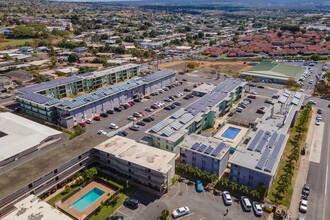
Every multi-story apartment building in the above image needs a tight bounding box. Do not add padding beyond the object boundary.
[94,136,176,194]
[179,134,230,177]
[145,79,246,154]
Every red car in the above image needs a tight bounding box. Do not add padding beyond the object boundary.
[256,109,265,114]
[138,111,145,116]
[94,116,101,121]
[128,102,134,106]
[193,84,198,88]
[78,123,86,127]
[151,104,159,109]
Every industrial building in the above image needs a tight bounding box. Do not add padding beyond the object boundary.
[17,64,176,128]
[145,79,246,154]
[240,61,307,83]
[94,136,176,193]
[0,112,62,167]
[179,134,230,177]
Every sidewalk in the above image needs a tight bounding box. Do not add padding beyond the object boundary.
[288,108,317,219]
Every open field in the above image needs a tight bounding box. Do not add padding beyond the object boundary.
[0,38,33,48]
[154,60,253,73]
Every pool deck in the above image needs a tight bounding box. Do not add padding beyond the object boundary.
[59,181,114,220]
[213,123,248,148]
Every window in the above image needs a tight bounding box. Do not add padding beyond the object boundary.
[234,164,239,168]
[54,169,57,174]
[148,169,151,172]
[148,175,151,179]
[128,162,131,166]
[249,175,253,180]
[192,157,196,161]
[78,155,81,160]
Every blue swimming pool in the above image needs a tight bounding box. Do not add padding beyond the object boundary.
[72,187,105,212]
[221,126,241,140]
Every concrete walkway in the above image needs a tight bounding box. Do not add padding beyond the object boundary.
[288,108,317,219]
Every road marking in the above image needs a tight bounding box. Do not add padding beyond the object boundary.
[322,125,330,220]
[310,122,324,163]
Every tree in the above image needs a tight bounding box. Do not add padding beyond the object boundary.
[114,46,126,54]
[68,53,79,63]
[201,171,210,181]
[198,31,204,39]
[210,175,218,185]
[184,164,193,174]
[193,167,202,178]
[239,185,249,194]
[229,182,238,192]
[161,209,169,219]
[232,35,239,44]
[184,26,192,32]
[256,182,268,199]
[250,190,260,199]
[277,32,283,38]
[11,26,35,37]
[84,167,98,180]
[220,177,229,188]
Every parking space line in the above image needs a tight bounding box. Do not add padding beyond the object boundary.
[179,212,195,219]
[116,210,133,219]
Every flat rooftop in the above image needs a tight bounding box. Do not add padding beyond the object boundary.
[3,195,72,220]
[193,84,216,95]
[0,133,109,202]
[94,136,176,174]
[0,113,62,162]
[180,134,230,160]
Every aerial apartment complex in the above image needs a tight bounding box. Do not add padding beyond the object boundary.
[17,64,176,128]
[145,79,246,154]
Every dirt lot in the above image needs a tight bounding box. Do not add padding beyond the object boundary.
[154,60,253,73]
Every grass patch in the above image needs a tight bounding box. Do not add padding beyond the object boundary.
[46,185,80,206]
[0,38,33,48]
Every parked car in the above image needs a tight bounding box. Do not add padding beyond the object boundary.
[129,125,139,131]
[144,95,150,99]
[241,196,252,212]
[114,107,122,112]
[317,115,322,121]
[299,199,308,213]
[116,131,128,136]
[86,119,93,124]
[136,121,146,126]
[222,191,232,205]
[94,116,101,121]
[143,117,152,122]
[260,106,266,110]
[151,104,159,109]
[97,130,107,135]
[124,104,131,108]
[127,116,137,121]
[193,84,198,88]
[133,112,142,117]
[184,88,191,92]
[163,87,169,91]
[164,106,172,110]
[173,101,181,106]
[196,179,203,192]
[316,120,321,126]
[107,110,115,114]
[272,94,280,99]
[309,100,317,105]
[109,123,118,129]
[124,198,139,209]
[100,113,109,118]
[302,184,311,196]
[172,206,190,218]
[247,95,256,99]
[257,85,264,89]
[145,107,153,112]
[236,107,243,112]
[265,99,273,104]
[317,109,322,114]
[252,201,263,216]
[164,98,172,102]
[170,104,177,109]
[298,213,306,220]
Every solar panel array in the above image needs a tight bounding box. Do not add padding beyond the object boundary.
[180,113,194,124]
[171,109,185,119]
[279,95,288,104]
[172,121,184,130]
[197,144,207,152]
[191,142,200,150]
[255,148,271,170]
[185,79,244,116]
[141,70,176,82]
[255,131,271,152]
[150,120,169,133]
[291,98,299,105]
[264,134,286,172]
[211,142,226,157]
[163,128,175,137]
[247,130,264,151]
[19,93,57,104]
[267,132,278,148]
[204,146,214,155]
[294,92,302,99]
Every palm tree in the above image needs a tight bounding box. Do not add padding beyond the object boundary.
[210,174,218,186]
[184,164,192,175]
[229,182,238,192]
[250,190,260,199]
[161,209,169,219]
[201,171,210,182]
[239,185,249,195]
[194,167,202,179]
[220,177,229,188]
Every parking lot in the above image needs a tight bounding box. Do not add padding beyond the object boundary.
[112,177,265,220]
[230,95,273,125]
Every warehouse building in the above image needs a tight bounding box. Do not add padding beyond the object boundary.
[179,134,230,177]
[94,136,176,193]
[145,79,246,154]
[240,61,307,83]
[0,112,61,167]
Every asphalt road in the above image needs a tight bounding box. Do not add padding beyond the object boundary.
[306,97,330,220]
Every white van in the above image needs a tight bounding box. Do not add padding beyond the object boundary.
[241,196,252,212]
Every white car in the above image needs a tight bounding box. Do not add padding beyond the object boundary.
[127,116,137,121]
[86,119,93,124]
[300,199,308,213]
[97,130,107,135]
[145,107,153,112]
[133,112,142,117]
[316,120,321,126]
[317,115,322,121]
[252,201,263,216]
[172,206,190,218]
[222,191,232,205]
[109,123,118,129]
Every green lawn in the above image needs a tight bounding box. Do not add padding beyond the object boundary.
[0,38,33,48]
[46,185,80,206]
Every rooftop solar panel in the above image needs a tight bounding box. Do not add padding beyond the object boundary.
[211,142,226,157]
[191,142,200,150]
[180,113,194,124]
[267,133,278,148]
[163,128,175,137]
[264,134,286,172]
[204,146,214,155]
[150,120,169,133]
[197,144,207,152]
[255,132,270,152]
[255,147,271,170]
[171,109,185,119]
[172,121,184,130]
[247,130,264,151]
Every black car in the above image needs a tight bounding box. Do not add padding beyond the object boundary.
[170,104,176,109]
[257,85,264,89]
[174,101,181,106]
[124,104,131,108]
[302,184,311,196]
[114,107,122,112]
[164,106,172,110]
[182,78,187,81]
[184,88,191,92]
[121,104,128,109]
[166,85,172,89]
[119,106,125,110]
[143,117,152,122]
[144,95,150,99]
[100,113,109,117]
[183,95,190,100]
[116,131,128,136]
[107,110,115,114]
[149,116,155,121]
[134,98,141,102]
[106,216,124,220]
[136,121,146,126]
[317,109,322,114]
[169,96,175,100]
[124,198,139,209]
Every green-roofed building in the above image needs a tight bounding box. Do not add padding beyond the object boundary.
[240,61,307,84]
